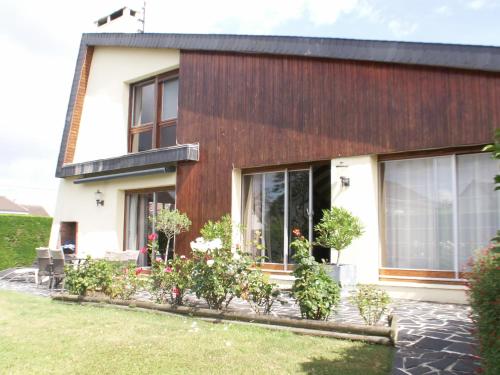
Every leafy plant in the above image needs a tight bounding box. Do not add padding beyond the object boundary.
[314,207,364,265]
[150,255,193,305]
[154,209,191,263]
[200,214,234,250]
[291,234,340,320]
[109,263,144,300]
[190,237,252,310]
[241,270,280,314]
[64,257,117,296]
[467,246,500,374]
[349,284,391,325]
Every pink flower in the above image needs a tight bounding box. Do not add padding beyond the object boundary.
[172,287,180,296]
[135,267,143,275]
[148,233,158,241]
[140,247,147,254]
[292,228,301,237]
[164,267,173,273]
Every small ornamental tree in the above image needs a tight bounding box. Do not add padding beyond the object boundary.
[314,207,364,265]
[154,209,191,264]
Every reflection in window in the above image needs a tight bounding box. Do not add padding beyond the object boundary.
[381,153,499,272]
[125,188,176,266]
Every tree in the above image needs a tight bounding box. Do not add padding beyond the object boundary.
[483,128,500,253]
[154,209,191,264]
[314,207,364,265]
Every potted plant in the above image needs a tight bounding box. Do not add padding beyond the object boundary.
[314,207,364,289]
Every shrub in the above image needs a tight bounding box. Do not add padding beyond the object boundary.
[314,207,363,265]
[241,270,280,315]
[150,255,193,305]
[467,246,500,374]
[64,257,117,296]
[349,284,391,325]
[191,237,251,310]
[200,214,233,250]
[154,209,191,263]
[291,233,340,320]
[109,263,144,300]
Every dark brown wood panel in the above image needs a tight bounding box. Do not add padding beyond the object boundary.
[175,51,500,252]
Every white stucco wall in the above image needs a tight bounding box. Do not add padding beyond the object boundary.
[331,155,380,284]
[49,172,176,258]
[73,46,180,163]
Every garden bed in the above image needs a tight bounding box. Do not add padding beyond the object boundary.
[52,293,397,346]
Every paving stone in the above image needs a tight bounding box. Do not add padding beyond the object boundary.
[406,366,434,375]
[404,357,423,369]
[413,337,450,351]
[391,369,410,375]
[426,357,457,370]
[444,342,476,356]
[452,359,478,373]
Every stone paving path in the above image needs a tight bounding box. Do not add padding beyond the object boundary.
[0,278,480,374]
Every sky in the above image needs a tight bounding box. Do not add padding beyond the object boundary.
[1,0,499,215]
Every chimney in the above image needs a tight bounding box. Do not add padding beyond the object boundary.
[95,7,143,33]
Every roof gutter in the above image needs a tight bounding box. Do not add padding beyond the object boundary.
[73,167,174,184]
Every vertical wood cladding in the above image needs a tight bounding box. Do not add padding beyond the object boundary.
[64,46,94,164]
[174,51,500,253]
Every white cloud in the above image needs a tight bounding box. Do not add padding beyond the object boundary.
[388,19,418,37]
[434,5,452,15]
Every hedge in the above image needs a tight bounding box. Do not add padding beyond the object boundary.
[0,214,52,270]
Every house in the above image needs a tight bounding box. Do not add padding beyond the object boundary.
[0,196,49,216]
[49,32,500,304]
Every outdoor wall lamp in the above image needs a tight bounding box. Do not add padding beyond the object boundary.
[336,162,350,188]
[94,190,104,206]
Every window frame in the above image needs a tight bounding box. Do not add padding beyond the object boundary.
[123,186,176,253]
[128,69,179,153]
[378,146,489,284]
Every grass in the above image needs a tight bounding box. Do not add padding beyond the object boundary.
[0,214,52,270]
[0,290,393,374]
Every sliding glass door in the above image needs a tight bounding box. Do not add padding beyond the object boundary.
[242,166,330,268]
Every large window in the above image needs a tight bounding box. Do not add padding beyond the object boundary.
[129,71,178,153]
[242,165,331,267]
[125,188,175,265]
[381,153,499,277]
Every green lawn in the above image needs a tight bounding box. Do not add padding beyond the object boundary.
[0,291,393,374]
[0,214,52,270]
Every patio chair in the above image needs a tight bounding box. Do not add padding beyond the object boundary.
[49,249,65,290]
[36,247,52,286]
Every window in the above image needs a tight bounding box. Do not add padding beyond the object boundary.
[241,164,331,268]
[125,188,175,265]
[380,153,499,277]
[129,71,178,153]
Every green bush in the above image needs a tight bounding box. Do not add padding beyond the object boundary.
[241,270,280,314]
[108,263,144,300]
[150,255,193,305]
[349,284,391,325]
[291,234,340,320]
[0,215,52,270]
[64,258,118,296]
[467,246,500,374]
[200,214,233,250]
[190,235,252,310]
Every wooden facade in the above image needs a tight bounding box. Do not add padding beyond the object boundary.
[175,51,500,253]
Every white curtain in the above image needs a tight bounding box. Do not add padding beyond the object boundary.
[126,194,139,250]
[383,156,454,270]
[242,174,264,258]
[457,153,500,270]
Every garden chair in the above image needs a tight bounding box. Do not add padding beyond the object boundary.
[49,249,65,290]
[36,247,52,286]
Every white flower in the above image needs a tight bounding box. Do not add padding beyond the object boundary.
[207,259,215,267]
[190,237,208,252]
[209,238,223,249]
[180,255,186,259]
[232,252,241,260]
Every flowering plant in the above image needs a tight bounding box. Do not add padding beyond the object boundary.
[191,235,252,310]
[109,262,144,300]
[150,255,193,305]
[140,233,159,264]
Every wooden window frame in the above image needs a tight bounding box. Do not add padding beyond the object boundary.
[378,146,486,284]
[128,70,179,153]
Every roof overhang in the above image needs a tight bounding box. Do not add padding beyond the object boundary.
[57,143,198,178]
